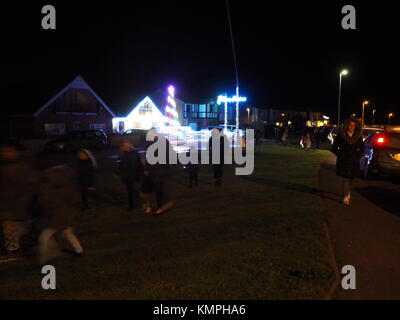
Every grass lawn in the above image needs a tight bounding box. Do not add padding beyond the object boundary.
[0,143,334,299]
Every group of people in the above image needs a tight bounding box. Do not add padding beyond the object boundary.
[0,133,229,263]
[300,127,324,151]
[0,141,86,264]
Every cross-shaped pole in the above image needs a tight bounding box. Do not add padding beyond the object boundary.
[217,89,247,132]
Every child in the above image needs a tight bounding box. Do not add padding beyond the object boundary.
[140,162,154,214]
[76,148,97,210]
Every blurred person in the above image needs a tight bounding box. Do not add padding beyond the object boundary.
[116,140,143,211]
[140,160,154,214]
[280,126,289,145]
[300,132,312,151]
[76,148,97,210]
[36,165,83,264]
[314,127,322,149]
[209,128,226,187]
[185,149,199,187]
[331,118,364,206]
[148,137,174,215]
[0,141,38,263]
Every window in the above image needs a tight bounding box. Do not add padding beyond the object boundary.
[199,104,206,118]
[44,123,66,136]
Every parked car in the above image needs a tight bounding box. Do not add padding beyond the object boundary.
[44,130,108,152]
[121,129,152,150]
[360,131,400,178]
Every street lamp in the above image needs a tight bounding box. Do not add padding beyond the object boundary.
[372,109,376,126]
[388,113,394,125]
[361,100,369,127]
[246,108,250,122]
[337,69,348,127]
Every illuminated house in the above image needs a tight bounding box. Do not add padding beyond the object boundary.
[112,89,185,133]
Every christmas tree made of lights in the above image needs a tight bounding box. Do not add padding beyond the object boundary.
[164,85,180,126]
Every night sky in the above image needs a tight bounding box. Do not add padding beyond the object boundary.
[2,1,399,124]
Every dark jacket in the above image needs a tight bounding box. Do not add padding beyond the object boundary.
[331,118,365,178]
[77,159,95,188]
[37,165,80,230]
[118,149,143,184]
[0,158,38,221]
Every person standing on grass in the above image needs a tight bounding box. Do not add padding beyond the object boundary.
[76,148,97,211]
[140,159,154,214]
[255,129,262,153]
[331,117,364,206]
[117,140,143,211]
[209,128,226,187]
[149,137,174,215]
[36,165,84,264]
[0,141,38,263]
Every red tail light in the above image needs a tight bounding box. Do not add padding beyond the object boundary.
[376,136,386,144]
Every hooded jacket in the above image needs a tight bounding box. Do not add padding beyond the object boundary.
[331,118,365,178]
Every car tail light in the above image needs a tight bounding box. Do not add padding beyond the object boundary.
[376,136,386,145]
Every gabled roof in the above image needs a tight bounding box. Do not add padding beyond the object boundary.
[33,75,116,117]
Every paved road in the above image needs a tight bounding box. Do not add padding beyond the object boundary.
[319,153,400,299]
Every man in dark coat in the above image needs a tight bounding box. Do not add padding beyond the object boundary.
[117,140,143,211]
[209,128,227,187]
[331,118,365,206]
[0,142,37,262]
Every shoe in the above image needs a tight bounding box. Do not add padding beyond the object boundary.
[343,195,350,206]
[0,251,18,263]
[144,207,152,214]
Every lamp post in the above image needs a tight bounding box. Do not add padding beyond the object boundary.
[361,100,369,127]
[246,108,250,122]
[372,109,376,126]
[388,113,394,125]
[337,69,348,127]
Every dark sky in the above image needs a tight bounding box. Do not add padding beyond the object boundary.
[2,1,400,124]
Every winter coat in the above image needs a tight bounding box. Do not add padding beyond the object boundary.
[37,165,80,230]
[147,138,175,183]
[118,149,143,184]
[331,118,365,178]
[77,158,95,188]
[0,159,38,221]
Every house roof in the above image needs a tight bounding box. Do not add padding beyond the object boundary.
[33,75,116,117]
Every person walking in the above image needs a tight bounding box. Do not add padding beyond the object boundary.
[148,137,175,215]
[331,117,364,206]
[0,141,38,263]
[117,140,143,211]
[36,165,83,264]
[184,149,199,188]
[140,160,154,214]
[209,128,226,187]
[76,148,97,210]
